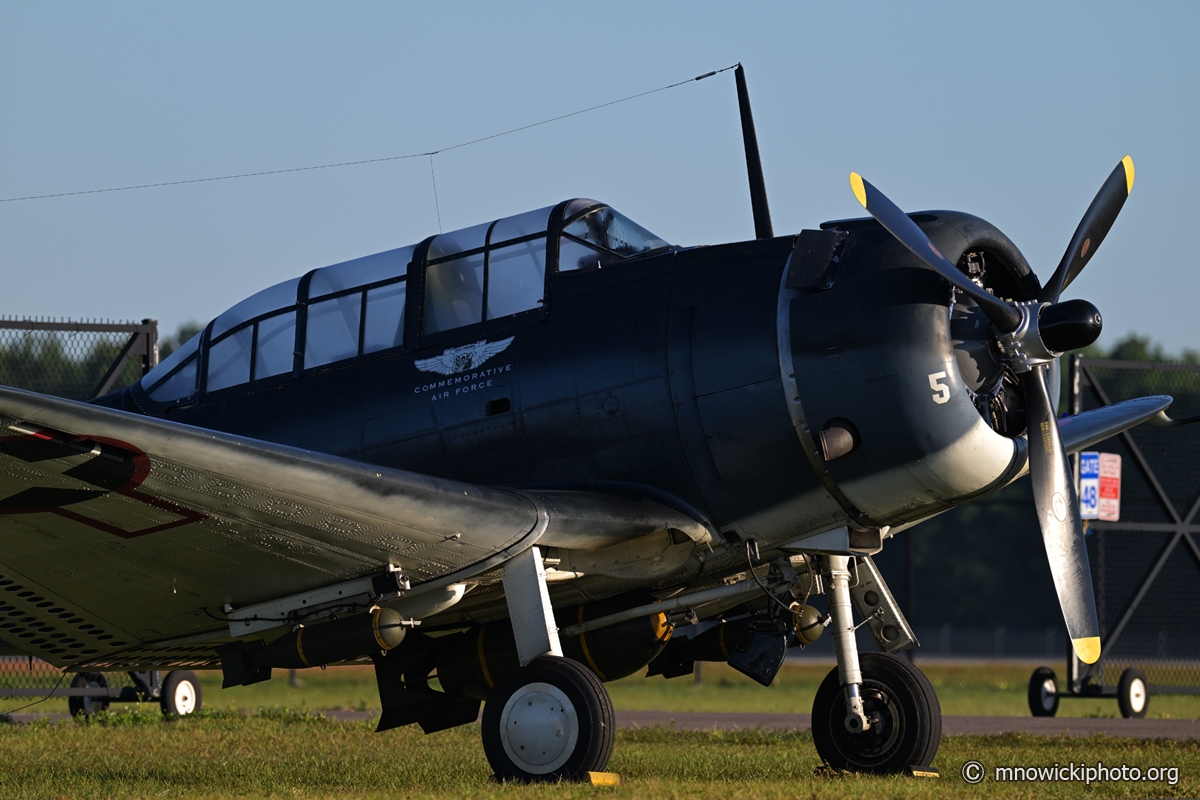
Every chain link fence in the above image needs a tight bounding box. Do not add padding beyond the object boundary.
[0,656,142,697]
[1071,357,1200,695]
[0,318,158,400]
[0,318,159,712]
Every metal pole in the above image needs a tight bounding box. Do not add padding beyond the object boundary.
[143,318,159,371]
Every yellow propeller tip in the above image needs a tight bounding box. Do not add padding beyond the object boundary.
[1122,156,1135,194]
[1072,636,1101,664]
[850,173,867,208]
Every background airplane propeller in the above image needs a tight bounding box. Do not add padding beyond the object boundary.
[850,157,1135,665]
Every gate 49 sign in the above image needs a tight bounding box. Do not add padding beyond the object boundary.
[1080,452,1121,522]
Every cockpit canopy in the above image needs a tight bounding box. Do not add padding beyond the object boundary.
[139,199,670,404]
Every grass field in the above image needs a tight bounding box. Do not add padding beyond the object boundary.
[1,707,1196,799]
[6,660,1199,719]
[3,661,1198,798]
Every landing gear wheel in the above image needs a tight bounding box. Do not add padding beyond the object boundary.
[161,670,202,717]
[1028,666,1059,717]
[1117,668,1149,719]
[67,672,110,718]
[811,652,941,774]
[482,656,615,783]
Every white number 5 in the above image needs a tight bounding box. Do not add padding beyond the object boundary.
[928,371,950,404]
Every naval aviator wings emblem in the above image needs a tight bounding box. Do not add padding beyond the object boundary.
[414,336,515,376]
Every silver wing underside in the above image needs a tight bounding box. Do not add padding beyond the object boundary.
[0,386,710,670]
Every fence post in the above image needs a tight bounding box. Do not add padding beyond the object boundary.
[142,318,159,372]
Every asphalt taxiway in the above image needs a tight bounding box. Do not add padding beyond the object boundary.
[613,710,1200,741]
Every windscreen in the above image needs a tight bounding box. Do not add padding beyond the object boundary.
[562,207,669,258]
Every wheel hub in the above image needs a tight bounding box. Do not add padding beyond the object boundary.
[832,684,903,767]
[1039,679,1057,711]
[498,681,579,774]
[1128,679,1146,713]
[173,681,197,715]
[81,681,105,715]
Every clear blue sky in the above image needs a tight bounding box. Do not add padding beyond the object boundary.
[2,1,1196,355]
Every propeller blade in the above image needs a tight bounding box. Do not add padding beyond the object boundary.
[850,173,1022,332]
[1039,156,1135,303]
[1023,364,1102,664]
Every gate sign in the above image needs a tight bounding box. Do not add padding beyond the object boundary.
[1079,451,1121,522]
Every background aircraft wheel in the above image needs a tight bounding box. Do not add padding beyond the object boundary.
[811,652,941,774]
[1117,668,1149,719]
[161,670,202,717]
[1027,666,1059,717]
[481,656,615,783]
[67,672,110,718]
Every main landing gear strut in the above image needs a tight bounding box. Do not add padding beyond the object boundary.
[482,546,615,783]
[484,546,939,778]
[810,555,941,773]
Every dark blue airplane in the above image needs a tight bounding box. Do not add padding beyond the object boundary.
[0,136,1182,778]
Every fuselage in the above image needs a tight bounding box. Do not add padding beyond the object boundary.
[97,200,1036,565]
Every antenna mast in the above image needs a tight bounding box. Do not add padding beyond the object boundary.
[735,63,773,239]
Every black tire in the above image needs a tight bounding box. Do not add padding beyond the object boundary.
[1117,668,1149,719]
[67,672,110,718]
[161,670,202,717]
[482,656,615,783]
[1028,666,1059,717]
[811,652,941,774]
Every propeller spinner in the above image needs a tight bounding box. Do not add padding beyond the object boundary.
[850,157,1135,664]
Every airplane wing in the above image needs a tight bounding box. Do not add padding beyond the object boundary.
[0,386,710,670]
[1059,395,1173,454]
[984,394,1174,487]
